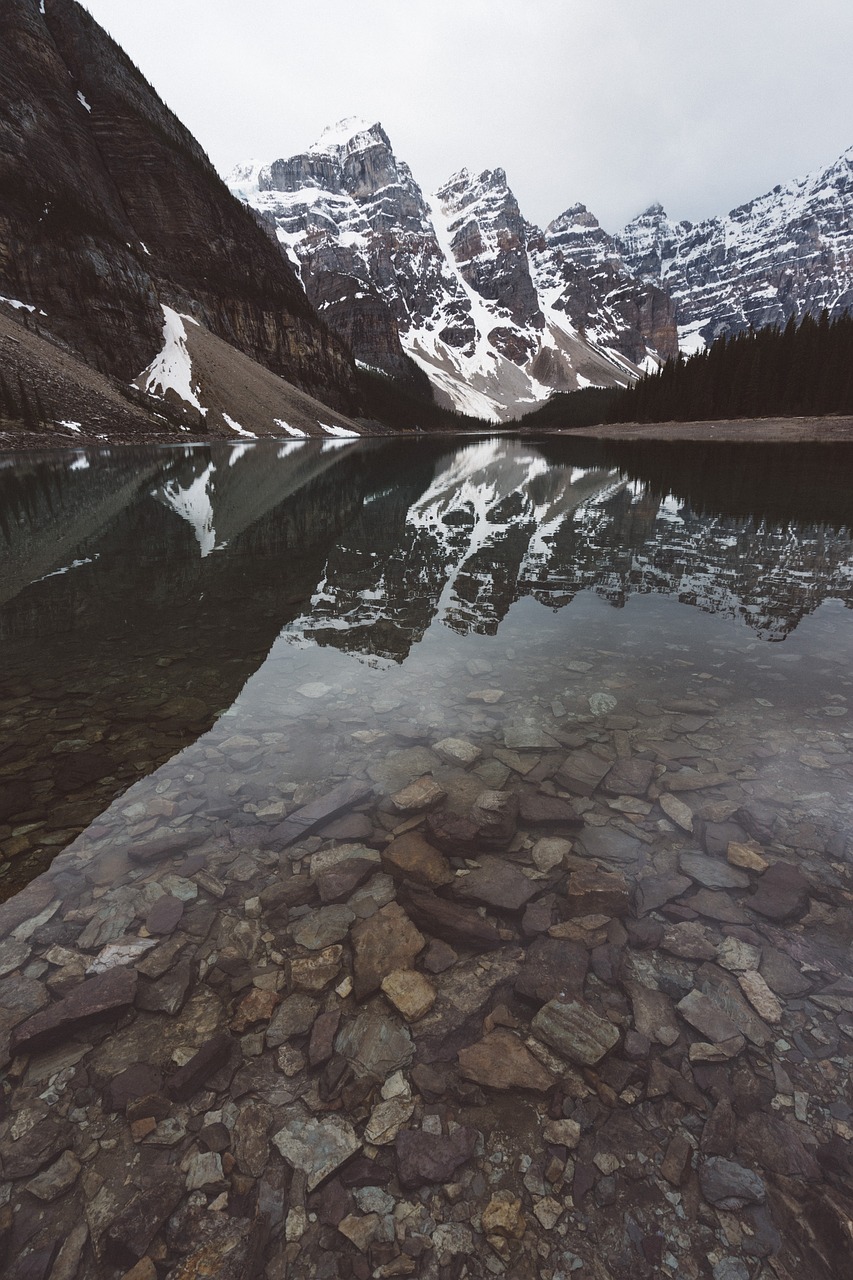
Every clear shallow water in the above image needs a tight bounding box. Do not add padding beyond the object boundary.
[2,433,853,891]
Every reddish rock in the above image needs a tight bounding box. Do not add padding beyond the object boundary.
[749,862,810,921]
[144,894,184,935]
[350,903,424,1000]
[458,1029,554,1092]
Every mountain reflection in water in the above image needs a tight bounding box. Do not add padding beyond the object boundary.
[1,433,853,892]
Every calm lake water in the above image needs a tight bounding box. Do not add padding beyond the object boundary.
[2,433,853,892]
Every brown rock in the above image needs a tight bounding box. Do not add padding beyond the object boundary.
[381,970,436,1021]
[737,971,783,1023]
[458,1028,554,1092]
[661,922,718,961]
[554,751,612,796]
[759,946,811,997]
[351,903,425,1000]
[452,857,539,912]
[515,937,588,1004]
[532,999,620,1066]
[727,841,768,872]
[231,987,279,1033]
[481,1190,526,1240]
[566,867,630,918]
[290,946,344,992]
[470,790,519,846]
[144,894,184,935]
[166,1032,233,1101]
[10,967,137,1056]
[395,1126,477,1189]
[266,994,320,1046]
[749,862,810,921]
[676,990,741,1044]
[425,810,480,853]
[736,1114,820,1180]
[625,981,680,1047]
[309,1009,342,1067]
[602,758,655,797]
[381,832,453,888]
[400,886,503,950]
[518,792,583,826]
[661,1133,692,1186]
[391,775,446,813]
[317,858,378,903]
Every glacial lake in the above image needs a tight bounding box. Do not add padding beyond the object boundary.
[3,433,853,1280]
[3,433,853,897]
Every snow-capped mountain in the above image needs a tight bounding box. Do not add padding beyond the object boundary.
[228,119,677,421]
[618,148,853,353]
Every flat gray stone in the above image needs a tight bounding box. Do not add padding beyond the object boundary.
[273,1105,361,1191]
[452,857,539,912]
[576,826,644,865]
[555,751,612,797]
[291,906,355,951]
[634,874,692,916]
[677,990,741,1043]
[266,780,374,848]
[335,1010,414,1079]
[679,853,750,890]
[700,1157,766,1209]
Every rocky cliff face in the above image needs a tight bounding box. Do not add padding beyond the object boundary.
[230,121,676,421]
[618,149,853,353]
[527,204,678,369]
[0,0,356,412]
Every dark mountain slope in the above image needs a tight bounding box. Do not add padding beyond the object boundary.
[0,0,356,411]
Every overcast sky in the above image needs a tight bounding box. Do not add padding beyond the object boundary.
[81,0,853,233]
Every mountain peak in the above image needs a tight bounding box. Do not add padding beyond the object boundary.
[308,117,388,155]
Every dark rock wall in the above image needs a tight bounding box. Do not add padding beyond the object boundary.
[0,0,357,410]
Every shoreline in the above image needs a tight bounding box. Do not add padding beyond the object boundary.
[540,415,853,442]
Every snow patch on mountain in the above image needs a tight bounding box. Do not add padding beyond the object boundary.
[136,306,206,414]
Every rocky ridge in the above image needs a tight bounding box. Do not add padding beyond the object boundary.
[617,148,853,353]
[229,120,677,421]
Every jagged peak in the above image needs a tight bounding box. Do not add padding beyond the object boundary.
[637,201,667,220]
[548,203,601,232]
[308,117,389,156]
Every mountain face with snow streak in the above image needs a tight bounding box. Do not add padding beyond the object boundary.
[228,120,677,421]
[617,148,853,353]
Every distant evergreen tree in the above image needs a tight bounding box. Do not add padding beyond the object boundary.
[603,310,853,424]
